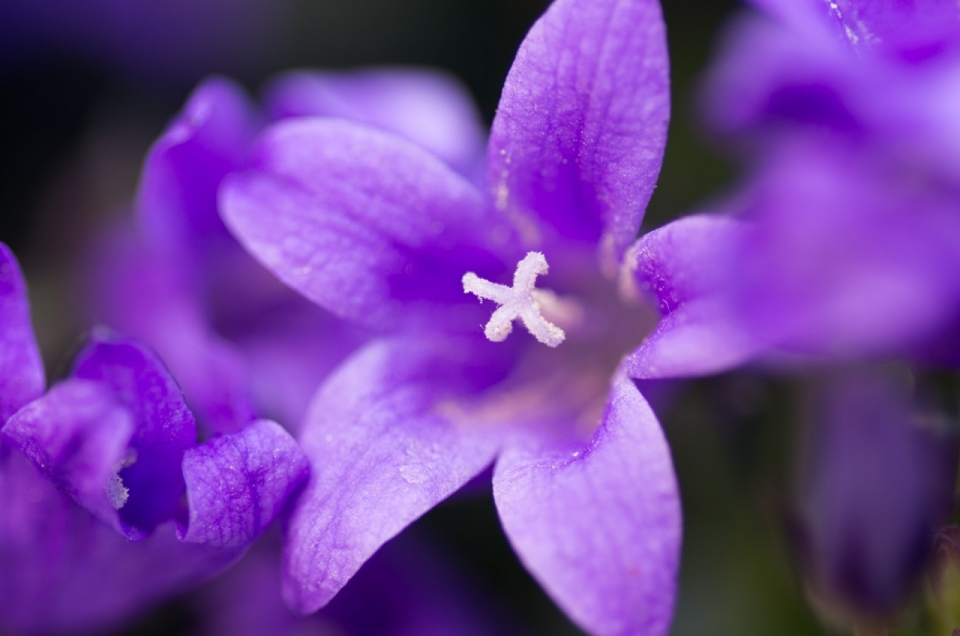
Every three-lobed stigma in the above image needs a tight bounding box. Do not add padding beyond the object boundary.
[462,251,566,347]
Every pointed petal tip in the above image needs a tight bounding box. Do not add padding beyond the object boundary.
[493,374,681,636]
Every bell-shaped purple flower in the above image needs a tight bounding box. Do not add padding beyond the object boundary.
[794,369,958,617]
[219,0,682,634]
[0,243,309,634]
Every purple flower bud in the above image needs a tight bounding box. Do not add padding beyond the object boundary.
[795,370,957,616]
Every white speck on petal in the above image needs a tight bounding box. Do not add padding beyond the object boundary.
[106,474,130,510]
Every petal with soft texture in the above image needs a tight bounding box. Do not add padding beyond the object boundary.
[180,419,309,549]
[622,214,763,378]
[265,68,487,180]
[0,444,240,635]
[86,225,256,434]
[220,118,518,328]
[0,243,44,422]
[71,332,197,535]
[487,0,669,271]
[137,76,260,255]
[3,380,134,533]
[732,140,960,360]
[232,304,369,431]
[752,0,960,55]
[701,11,863,139]
[282,337,502,614]
[493,373,681,636]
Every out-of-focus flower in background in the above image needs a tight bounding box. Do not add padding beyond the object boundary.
[792,369,958,621]
[626,0,960,375]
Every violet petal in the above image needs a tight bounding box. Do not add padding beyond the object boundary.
[137,76,260,255]
[0,445,239,635]
[0,243,44,422]
[282,337,501,614]
[493,374,681,636]
[86,225,256,434]
[265,68,488,180]
[732,140,960,359]
[701,11,863,139]
[235,305,369,431]
[71,332,197,535]
[754,0,960,55]
[180,419,309,549]
[487,0,669,270]
[220,118,517,327]
[622,214,762,378]
[3,380,134,533]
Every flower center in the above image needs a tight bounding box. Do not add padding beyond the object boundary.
[462,252,576,348]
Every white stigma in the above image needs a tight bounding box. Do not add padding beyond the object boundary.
[462,251,566,347]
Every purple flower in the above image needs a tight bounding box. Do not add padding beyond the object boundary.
[794,369,957,617]
[0,243,309,634]
[622,0,960,378]
[219,0,682,634]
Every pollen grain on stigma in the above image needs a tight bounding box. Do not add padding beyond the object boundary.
[462,251,566,348]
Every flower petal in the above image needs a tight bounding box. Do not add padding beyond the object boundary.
[282,337,502,614]
[180,419,309,549]
[137,76,260,256]
[492,374,681,636]
[701,11,863,139]
[0,243,44,422]
[234,305,369,431]
[220,118,518,328]
[265,68,487,180]
[2,380,134,533]
[622,214,763,378]
[0,445,239,635]
[487,0,669,270]
[71,332,197,535]
[753,0,960,55]
[732,140,960,359]
[85,225,256,434]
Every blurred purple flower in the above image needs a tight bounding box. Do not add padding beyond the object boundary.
[219,0,682,633]
[0,244,308,634]
[623,0,960,378]
[794,369,957,616]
